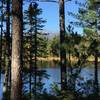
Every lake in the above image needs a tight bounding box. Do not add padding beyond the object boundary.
[43,66,100,91]
[0,64,100,99]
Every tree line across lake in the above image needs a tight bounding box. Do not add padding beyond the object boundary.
[0,0,100,100]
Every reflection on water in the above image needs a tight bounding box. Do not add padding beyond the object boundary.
[42,67,100,91]
[0,61,100,98]
[0,74,4,100]
[37,60,60,68]
[43,68,60,91]
[81,67,100,83]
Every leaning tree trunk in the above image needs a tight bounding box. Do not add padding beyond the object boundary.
[11,0,23,100]
[59,0,67,90]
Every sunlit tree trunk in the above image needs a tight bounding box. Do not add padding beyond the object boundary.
[59,0,67,90]
[11,0,23,99]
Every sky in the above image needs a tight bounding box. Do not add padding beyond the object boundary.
[37,0,84,35]
[0,0,86,36]
[24,0,85,36]
[0,0,84,36]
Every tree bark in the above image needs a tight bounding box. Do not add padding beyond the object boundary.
[3,0,11,99]
[0,0,3,79]
[59,0,67,90]
[94,54,99,96]
[11,0,23,99]
[5,0,11,99]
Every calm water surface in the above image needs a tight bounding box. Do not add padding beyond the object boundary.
[0,65,100,99]
[43,67,100,91]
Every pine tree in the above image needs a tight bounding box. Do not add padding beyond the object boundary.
[24,2,46,99]
[87,0,100,96]
[69,0,100,96]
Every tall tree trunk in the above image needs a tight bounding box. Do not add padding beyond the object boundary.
[6,0,11,99]
[29,56,32,100]
[11,0,23,99]
[34,7,37,100]
[94,16,99,96]
[59,0,67,90]
[29,31,33,100]
[94,54,99,96]
[0,0,3,80]
[3,0,11,99]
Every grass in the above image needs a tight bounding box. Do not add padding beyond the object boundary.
[38,55,100,62]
